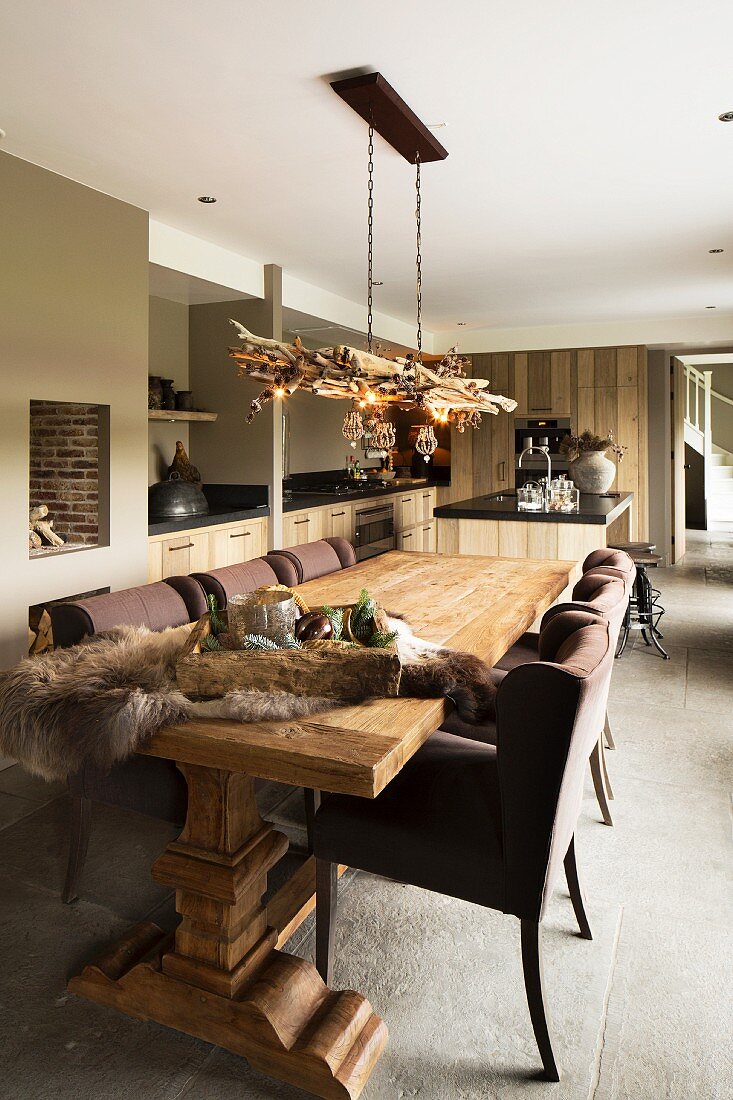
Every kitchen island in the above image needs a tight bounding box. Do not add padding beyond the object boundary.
[435,490,633,570]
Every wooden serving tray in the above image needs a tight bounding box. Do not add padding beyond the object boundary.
[176,606,401,701]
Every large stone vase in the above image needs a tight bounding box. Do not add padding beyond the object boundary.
[568,451,616,493]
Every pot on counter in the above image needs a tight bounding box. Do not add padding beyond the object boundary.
[148,473,209,520]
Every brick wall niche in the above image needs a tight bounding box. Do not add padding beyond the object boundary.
[29,400,109,555]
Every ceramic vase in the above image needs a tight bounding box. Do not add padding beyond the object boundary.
[568,451,616,493]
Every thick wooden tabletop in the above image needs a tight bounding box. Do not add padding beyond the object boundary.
[142,553,574,798]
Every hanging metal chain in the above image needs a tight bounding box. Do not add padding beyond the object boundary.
[415,150,422,368]
[367,113,374,354]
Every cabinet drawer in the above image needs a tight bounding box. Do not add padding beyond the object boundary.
[161,532,209,578]
[209,523,262,568]
[324,503,353,540]
[419,523,437,553]
[397,528,416,551]
[418,488,436,523]
[282,509,324,547]
[395,493,416,531]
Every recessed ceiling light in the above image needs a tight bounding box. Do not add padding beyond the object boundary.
[456,321,467,326]
[372,280,384,286]
[709,248,725,254]
[706,305,717,309]
[197,195,217,203]
[718,110,733,122]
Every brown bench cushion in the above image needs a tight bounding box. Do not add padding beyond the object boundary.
[50,579,204,649]
[265,538,357,584]
[192,558,283,608]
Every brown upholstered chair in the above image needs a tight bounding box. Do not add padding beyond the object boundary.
[265,538,357,585]
[50,579,207,903]
[313,612,615,1081]
[452,568,630,826]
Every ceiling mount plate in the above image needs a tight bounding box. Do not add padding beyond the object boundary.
[330,72,448,164]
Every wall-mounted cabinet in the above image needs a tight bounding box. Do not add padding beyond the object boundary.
[512,351,572,417]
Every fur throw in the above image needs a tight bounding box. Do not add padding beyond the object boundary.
[0,619,495,782]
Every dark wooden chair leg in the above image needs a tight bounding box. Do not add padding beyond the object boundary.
[603,711,616,750]
[590,739,613,826]
[563,837,592,940]
[316,857,337,985]
[304,789,321,853]
[62,795,92,904]
[520,919,561,1081]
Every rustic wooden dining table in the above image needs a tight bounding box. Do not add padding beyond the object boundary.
[69,552,575,1099]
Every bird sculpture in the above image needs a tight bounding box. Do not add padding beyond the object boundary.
[167,440,202,485]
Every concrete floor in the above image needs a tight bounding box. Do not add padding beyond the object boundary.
[0,529,731,1099]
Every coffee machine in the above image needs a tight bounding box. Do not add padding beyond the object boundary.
[514,417,571,487]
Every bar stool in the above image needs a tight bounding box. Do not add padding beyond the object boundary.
[608,542,669,660]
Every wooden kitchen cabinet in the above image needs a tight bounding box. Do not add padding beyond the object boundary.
[417,488,437,523]
[512,351,571,416]
[467,343,647,538]
[396,528,416,551]
[282,508,324,547]
[417,522,437,553]
[395,492,417,531]
[210,521,267,568]
[162,531,210,576]
[148,517,268,582]
[323,503,353,540]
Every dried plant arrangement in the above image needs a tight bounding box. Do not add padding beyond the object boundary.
[560,429,627,463]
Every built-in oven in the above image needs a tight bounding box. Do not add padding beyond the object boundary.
[353,501,395,562]
[514,417,571,486]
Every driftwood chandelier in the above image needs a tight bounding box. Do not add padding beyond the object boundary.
[229,73,516,459]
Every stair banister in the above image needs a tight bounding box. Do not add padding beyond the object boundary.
[703,369,713,509]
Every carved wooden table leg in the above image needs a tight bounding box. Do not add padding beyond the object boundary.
[69,764,387,1099]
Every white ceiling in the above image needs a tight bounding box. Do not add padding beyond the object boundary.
[1,0,732,333]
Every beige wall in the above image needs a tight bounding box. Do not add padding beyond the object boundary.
[148,295,189,484]
[188,299,275,486]
[0,151,149,667]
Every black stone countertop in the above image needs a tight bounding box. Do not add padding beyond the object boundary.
[149,504,270,537]
[283,479,443,513]
[434,491,634,525]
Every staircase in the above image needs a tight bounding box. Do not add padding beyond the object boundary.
[708,444,733,522]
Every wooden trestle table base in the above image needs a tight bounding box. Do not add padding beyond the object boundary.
[69,553,575,1098]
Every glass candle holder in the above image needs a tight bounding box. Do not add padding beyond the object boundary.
[517,483,543,511]
[226,591,296,648]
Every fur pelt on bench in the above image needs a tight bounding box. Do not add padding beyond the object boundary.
[0,619,496,782]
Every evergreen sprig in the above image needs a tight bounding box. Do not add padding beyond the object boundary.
[206,593,225,636]
[321,604,344,640]
[366,630,398,649]
[350,588,377,640]
[281,633,303,649]
[241,634,280,651]
[202,633,223,651]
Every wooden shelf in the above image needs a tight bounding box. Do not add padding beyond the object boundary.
[148,410,218,423]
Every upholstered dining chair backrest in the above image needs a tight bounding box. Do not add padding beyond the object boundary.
[582,547,635,586]
[496,609,614,924]
[265,538,357,584]
[50,578,206,648]
[191,557,284,608]
[540,572,628,648]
